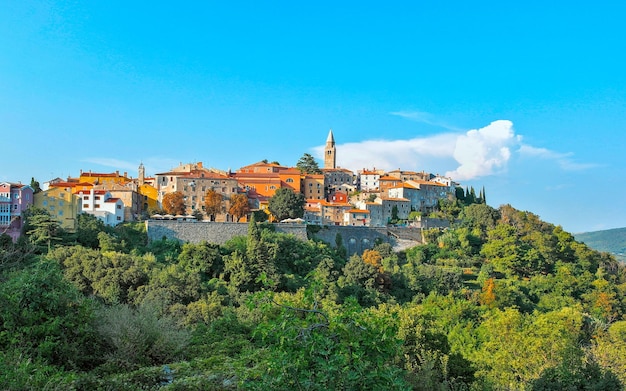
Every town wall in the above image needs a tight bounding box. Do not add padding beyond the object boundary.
[146,220,423,255]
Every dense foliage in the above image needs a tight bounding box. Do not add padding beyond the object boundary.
[2,204,626,390]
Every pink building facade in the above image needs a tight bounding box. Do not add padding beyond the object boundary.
[0,182,34,242]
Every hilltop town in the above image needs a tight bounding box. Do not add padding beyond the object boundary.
[1,130,473,242]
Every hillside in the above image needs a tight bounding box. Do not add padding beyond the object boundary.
[2,205,626,390]
[575,227,626,262]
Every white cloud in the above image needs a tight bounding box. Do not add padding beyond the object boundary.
[313,133,458,173]
[445,120,518,180]
[314,119,594,182]
[518,145,599,171]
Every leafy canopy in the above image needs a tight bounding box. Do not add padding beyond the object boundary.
[268,187,305,221]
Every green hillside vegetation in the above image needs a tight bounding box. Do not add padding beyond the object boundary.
[575,227,626,262]
[2,205,626,390]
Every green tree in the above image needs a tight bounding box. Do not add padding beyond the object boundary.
[250,294,410,390]
[592,320,626,386]
[391,205,399,222]
[474,307,585,389]
[268,187,305,221]
[50,245,151,304]
[24,207,63,252]
[0,261,102,370]
[178,241,224,281]
[480,223,528,278]
[29,177,42,193]
[339,254,386,306]
[75,212,108,249]
[459,203,500,238]
[296,152,322,174]
[96,302,190,369]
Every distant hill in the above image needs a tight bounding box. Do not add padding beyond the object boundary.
[574,227,626,262]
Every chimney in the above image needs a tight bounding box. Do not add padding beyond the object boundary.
[197,162,203,168]
[124,172,127,178]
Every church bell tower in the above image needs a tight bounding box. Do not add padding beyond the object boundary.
[324,129,336,169]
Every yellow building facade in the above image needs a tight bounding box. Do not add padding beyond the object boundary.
[33,186,82,231]
[139,183,160,214]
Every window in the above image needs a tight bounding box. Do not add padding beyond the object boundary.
[58,210,63,216]
[43,200,48,206]
[117,216,121,221]
[117,204,121,209]
[286,178,294,183]
[83,204,89,208]
[95,204,100,208]
[84,196,89,200]
[95,196,101,200]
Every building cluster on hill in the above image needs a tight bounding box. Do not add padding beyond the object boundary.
[1,130,458,242]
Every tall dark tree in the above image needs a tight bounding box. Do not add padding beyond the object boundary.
[455,186,465,203]
[29,177,42,193]
[75,213,107,249]
[469,187,477,204]
[24,208,62,252]
[296,153,322,174]
[268,188,305,221]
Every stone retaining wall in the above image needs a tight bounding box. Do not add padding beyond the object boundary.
[146,220,422,255]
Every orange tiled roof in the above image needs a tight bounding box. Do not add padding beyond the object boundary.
[347,209,370,214]
[390,183,419,190]
[411,179,447,187]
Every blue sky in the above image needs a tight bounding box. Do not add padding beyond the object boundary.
[2,1,625,234]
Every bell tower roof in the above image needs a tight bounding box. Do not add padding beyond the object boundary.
[326,129,335,144]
